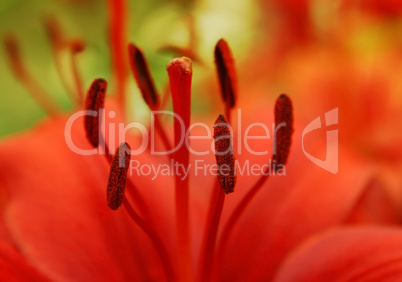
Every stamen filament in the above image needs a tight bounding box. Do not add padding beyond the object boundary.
[160,83,171,110]
[217,94,294,260]
[43,17,79,106]
[71,52,84,106]
[104,142,174,280]
[217,172,270,259]
[4,35,62,115]
[198,181,225,282]
[123,197,175,281]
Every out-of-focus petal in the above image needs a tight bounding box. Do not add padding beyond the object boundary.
[0,241,49,281]
[275,227,402,282]
[345,178,400,225]
[216,123,377,280]
[0,115,169,281]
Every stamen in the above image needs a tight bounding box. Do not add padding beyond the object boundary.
[198,114,236,282]
[3,35,26,79]
[106,142,131,210]
[217,94,294,261]
[128,43,159,109]
[128,43,172,152]
[105,147,176,279]
[198,181,225,282]
[43,17,63,48]
[69,40,85,53]
[166,57,192,281]
[43,17,80,106]
[3,35,62,115]
[272,94,294,170]
[84,78,107,148]
[213,114,236,194]
[214,39,237,120]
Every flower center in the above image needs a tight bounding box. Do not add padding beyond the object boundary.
[4,9,294,282]
[88,39,293,282]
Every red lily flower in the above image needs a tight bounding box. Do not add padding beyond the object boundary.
[2,1,402,281]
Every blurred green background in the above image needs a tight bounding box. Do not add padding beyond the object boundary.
[3,0,402,139]
[0,0,260,137]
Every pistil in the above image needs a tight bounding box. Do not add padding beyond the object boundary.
[167,57,193,281]
[108,0,128,113]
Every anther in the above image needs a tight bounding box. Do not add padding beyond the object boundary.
[4,35,26,79]
[214,114,236,194]
[43,17,62,49]
[272,94,294,170]
[107,142,131,210]
[128,43,159,109]
[4,34,61,115]
[84,78,107,148]
[214,39,237,108]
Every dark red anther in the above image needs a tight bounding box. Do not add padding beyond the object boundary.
[272,94,294,170]
[84,78,107,148]
[106,142,131,210]
[128,43,159,109]
[214,39,237,108]
[214,114,236,194]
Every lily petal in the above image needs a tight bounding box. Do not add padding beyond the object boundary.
[0,116,168,281]
[0,240,49,281]
[275,227,402,281]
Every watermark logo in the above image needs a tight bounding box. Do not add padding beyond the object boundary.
[302,108,339,174]
[64,107,339,177]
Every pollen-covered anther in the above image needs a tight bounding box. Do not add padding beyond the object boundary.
[214,39,237,108]
[84,78,107,148]
[273,94,294,171]
[214,114,237,194]
[107,142,131,210]
[128,43,159,108]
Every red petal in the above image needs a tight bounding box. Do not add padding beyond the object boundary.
[0,241,49,281]
[345,178,400,225]
[0,115,169,281]
[215,120,376,281]
[275,227,402,281]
